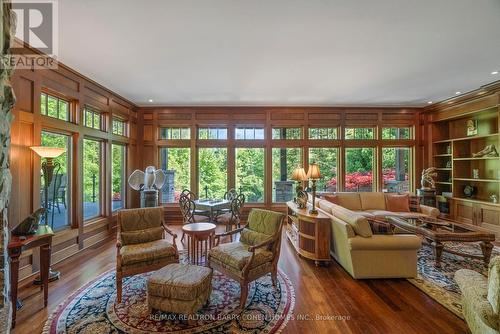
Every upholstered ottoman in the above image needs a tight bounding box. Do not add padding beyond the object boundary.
[147,263,213,320]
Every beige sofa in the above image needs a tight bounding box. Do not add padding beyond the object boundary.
[309,193,424,279]
[320,192,440,219]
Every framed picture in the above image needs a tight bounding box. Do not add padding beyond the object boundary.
[467,119,478,136]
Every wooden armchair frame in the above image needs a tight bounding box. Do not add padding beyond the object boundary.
[208,215,284,308]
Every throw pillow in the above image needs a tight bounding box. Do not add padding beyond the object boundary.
[409,195,421,212]
[386,194,410,212]
[368,219,394,235]
[324,195,339,205]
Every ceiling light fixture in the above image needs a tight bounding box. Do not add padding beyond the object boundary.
[148,99,154,103]
[492,71,499,75]
[427,101,433,104]
[455,91,461,95]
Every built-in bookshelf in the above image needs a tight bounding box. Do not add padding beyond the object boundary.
[431,104,500,235]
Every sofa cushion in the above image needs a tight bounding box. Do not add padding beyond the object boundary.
[333,207,372,238]
[333,193,362,211]
[385,194,410,212]
[364,210,395,218]
[209,242,273,271]
[354,211,375,218]
[395,212,429,219]
[147,263,212,301]
[368,219,394,235]
[324,195,340,205]
[120,239,177,266]
[318,199,336,214]
[359,193,386,210]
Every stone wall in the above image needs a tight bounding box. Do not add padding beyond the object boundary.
[0,1,16,332]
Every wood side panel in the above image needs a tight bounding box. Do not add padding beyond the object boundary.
[12,75,34,113]
[143,125,153,141]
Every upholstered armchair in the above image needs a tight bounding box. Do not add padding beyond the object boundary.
[208,208,285,308]
[455,256,500,334]
[116,207,179,303]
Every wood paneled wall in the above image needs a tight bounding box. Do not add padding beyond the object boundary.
[138,106,423,223]
[10,45,139,281]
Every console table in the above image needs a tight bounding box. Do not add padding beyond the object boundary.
[286,201,331,266]
[8,225,54,328]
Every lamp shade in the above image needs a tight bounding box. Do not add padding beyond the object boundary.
[291,166,308,181]
[306,163,322,179]
[30,146,66,158]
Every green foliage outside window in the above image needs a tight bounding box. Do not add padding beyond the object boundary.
[198,128,227,140]
[41,92,69,121]
[382,127,411,139]
[112,144,125,210]
[83,139,101,219]
[112,119,126,136]
[198,148,227,198]
[159,127,190,140]
[272,127,302,140]
[309,147,338,191]
[236,148,264,202]
[84,107,102,130]
[345,127,374,140]
[309,127,338,140]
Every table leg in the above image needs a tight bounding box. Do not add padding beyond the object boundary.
[9,249,20,328]
[40,243,50,307]
[480,241,493,265]
[432,241,443,266]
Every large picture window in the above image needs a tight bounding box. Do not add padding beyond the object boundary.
[159,147,191,203]
[309,147,338,192]
[345,148,375,192]
[83,139,102,220]
[236,148,265,202]
[112,144,126,211]
[198,148,227,198]
[382,147,411,193]
[40,131,71,230]
[272,148,302,202]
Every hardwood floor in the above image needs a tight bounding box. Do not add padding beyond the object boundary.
[12,225,468,334]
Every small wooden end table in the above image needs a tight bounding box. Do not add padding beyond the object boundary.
[182,223,216,265]
[8,225,54,328]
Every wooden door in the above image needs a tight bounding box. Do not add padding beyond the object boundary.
[475,203,500,236]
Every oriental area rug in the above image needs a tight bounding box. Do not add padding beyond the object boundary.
[43,255,295,333]
[408,242,500,319]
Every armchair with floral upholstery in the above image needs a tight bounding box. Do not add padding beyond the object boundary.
[208,208,285,308]
[116,207,179,303]
[455,256,500,334]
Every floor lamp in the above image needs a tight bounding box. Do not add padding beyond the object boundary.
[31,146,66,282]
[306,162,322,215]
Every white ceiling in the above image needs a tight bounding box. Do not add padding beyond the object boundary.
[51,0,500,106]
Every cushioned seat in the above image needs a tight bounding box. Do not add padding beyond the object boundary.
[147,263,213,318]
[193,215,210,223]
[209,241,273,270]
[217,212,239,225]
[120,239,177,266]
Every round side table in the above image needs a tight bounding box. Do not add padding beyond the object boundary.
[182,223,216,265]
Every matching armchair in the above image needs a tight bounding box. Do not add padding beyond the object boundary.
[455,256,500,334]
[116,207,179,303]
[208,208,285,308]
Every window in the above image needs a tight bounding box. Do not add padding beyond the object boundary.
[309,148,338,192]
[84,107,103,130]
[382,147,411,193]
[345,148,375,192]
[159,147,191,203]
[159,127,190,140]
[272,148,302,202]
[83,139,102,220]
[112,118,126,136]
[40,92,69,121]
[112,144,126,211]
[235,127,265,140]
[345,127,375,140]
[382,127,412,140]
[198,127,227,140]
[198,148,227,198]
[308,127,338,140]
[40,131,71,230]
[236,148,265,202]
[272,127,302,140]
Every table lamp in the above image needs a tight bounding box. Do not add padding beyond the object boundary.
[306,162,322,214]
[30,146,66,282]
[291,166,307,197]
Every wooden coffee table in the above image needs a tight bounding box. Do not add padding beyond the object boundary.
[386,216,495,266]
[182,222,216,265]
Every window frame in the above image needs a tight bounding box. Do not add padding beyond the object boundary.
[111,143,127,211]
[344,126,376,140]
[83,106,105,131]
[271,127,303,140]
[82,137,104,222]
[198,127,228,140]
[159,127,191,140]
[112,117,127,137]
[40,92,71,122]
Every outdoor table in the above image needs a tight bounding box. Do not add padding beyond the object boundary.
[194,199,231,222]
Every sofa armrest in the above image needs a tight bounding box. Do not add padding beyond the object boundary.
[349,234,422,251]
[419,204,440,218]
